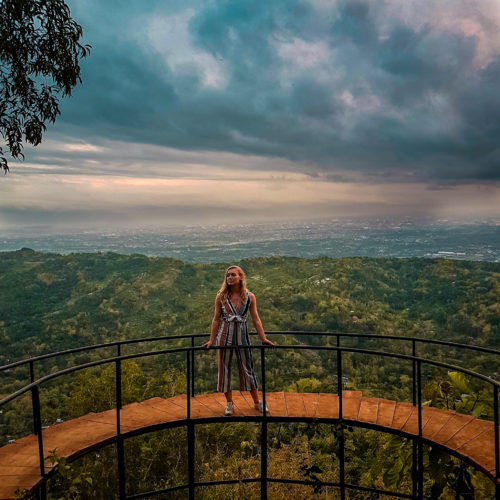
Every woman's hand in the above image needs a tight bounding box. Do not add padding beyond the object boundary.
[202,340,213,350]
[261,338,275,346]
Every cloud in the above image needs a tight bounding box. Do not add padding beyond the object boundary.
[3,0,500,230]
[1,154,498,230]
[145,9,228,89]
[63,143,104,153]
[53,0,500,184]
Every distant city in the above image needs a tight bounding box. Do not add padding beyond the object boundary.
[0,217,498,263]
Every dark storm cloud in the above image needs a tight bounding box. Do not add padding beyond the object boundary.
[48,0,500,183]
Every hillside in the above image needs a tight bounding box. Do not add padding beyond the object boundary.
[1,249,498,365]
[1,250,499,498]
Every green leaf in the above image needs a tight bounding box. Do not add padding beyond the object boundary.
[383,462,402,487]
[386,436,402,453]
[471,403,490,418]
[448,371,472,395]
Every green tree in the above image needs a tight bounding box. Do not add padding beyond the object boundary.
[0,0,90,172]
[67,361,144,416]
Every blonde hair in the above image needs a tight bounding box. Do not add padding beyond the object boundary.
[216,265,247,303]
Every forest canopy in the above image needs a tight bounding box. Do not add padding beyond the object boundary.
[1,251,498,499]
[0,250,498,363]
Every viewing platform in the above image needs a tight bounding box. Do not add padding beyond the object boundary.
[0,391,497,499]
[0,332,499,499]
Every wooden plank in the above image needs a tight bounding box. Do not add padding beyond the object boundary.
[444,419,493,450]
[0,448,55,473]
[240,390,261,410]
[422,408,456,438]
[0,468,44,500]
[0,443,40,468]
[139,398,188,421]
[137,399,189,421]
[376,399,397,428]
[120,402,173,429]
[357,397,380,424]
[212,391,234,408]
[193,393,226,416]
[237,391,256,411]
[298,394,308,417]
[191,397,216,419]
[0,453,40,468]
[166,394,188,409]
[0,473,40,487]
[0,464,50,496]
[301,393,319,418]
[401,406,435,435]
[78,408,117,426]
[392,402,414,429]
[316,393,339,419]
[265,392,287,417]
[432,414,475,445]
[44,422,115,453]
[456,428,495,473]
[285,393,307,417]
[0,466,40,476]
[229,392,252,417]
[342,391,362,421]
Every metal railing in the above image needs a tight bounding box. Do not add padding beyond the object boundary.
[0,332,499,500]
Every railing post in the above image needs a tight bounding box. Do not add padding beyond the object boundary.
[411,342,417,500]
[417,359,423,500]
[116,345,122,413]
[116,345,126,500]
[337,347,345,500]
[32,385,46,500]
[191,336,195,397]
[186,348,191,420]
[412,438,418,500]
[29,360,35,384]
[30,361,38,436]
[337,348,343,418]
[187,349,195,500]
[494,385,499,500]
[412,340,416,405]
[260,346,267,500]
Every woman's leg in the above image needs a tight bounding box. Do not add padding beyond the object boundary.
[235,346,259,394]
[217,327,233,395]
[235,324,259,397]
[236,347,266,410]
[250,388,259,404]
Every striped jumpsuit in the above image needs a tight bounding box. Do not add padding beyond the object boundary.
[216,292,258,393]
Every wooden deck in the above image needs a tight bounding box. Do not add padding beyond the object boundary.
[0,391,497,498]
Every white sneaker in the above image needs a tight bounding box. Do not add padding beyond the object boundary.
[255,401,269,414]
[224,402,233,416]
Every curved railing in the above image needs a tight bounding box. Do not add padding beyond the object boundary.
[0,332,499,500]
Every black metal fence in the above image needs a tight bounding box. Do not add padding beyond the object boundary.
[0,332,499,500]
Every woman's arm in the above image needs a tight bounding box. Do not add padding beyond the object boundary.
[202,297,221,349]
[249,292,274,346]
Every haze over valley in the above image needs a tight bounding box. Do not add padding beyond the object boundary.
[1,217,497,263]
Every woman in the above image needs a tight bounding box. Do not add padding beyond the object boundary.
[203,265,274,416]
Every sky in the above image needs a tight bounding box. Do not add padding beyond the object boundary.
[1,0,499,230]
